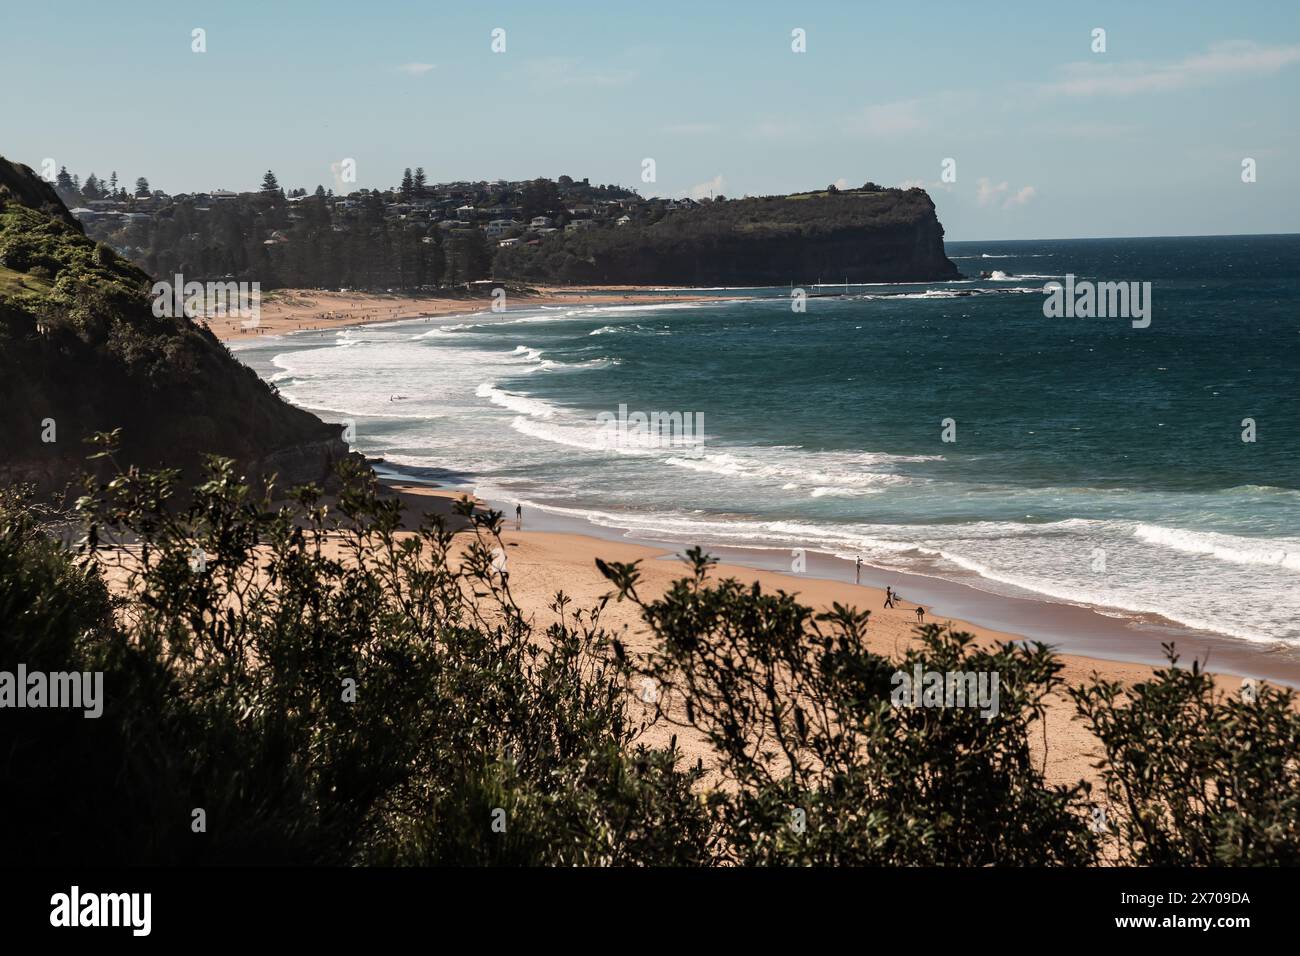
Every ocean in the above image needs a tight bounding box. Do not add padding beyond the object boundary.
[232,234,1300,651]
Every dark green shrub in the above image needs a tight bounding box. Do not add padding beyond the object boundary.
[0,451,710,864]
[1072,648,1300,865]
[599,548,1097,865]
[2,454,1296,866]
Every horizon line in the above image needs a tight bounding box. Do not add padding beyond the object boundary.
[947,231,1300,243]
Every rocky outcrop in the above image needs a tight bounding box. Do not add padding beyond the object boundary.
[0,155,357,500]
[495,186,960,285]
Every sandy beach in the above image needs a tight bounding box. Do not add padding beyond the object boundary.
[205,286,739,341]
[379,481,1258,792]
[202,291,1281,792]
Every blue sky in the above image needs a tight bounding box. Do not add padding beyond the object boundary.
[1,0,1297,239]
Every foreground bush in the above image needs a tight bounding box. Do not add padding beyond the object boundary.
[3,454,710,864]
[0,455,1296,865]
[1072,650,1300,865]
[599,549,1096,865]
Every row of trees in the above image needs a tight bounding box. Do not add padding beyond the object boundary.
[51,161,666,290]
[69,169,645,290]
[79,183,496,291]
[54,167,151,203]
[124,208,491,290]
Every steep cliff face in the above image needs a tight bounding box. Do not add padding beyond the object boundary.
[495,186,960,285]
[0,157,355,499]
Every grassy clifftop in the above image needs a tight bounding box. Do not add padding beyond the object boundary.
[495,186,960,285]
[0,156,352,498]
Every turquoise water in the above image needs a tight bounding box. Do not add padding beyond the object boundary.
[234,234,1300,646]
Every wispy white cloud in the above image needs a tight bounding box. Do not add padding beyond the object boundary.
[1041,41,1300,97]
[396,63,435,76]
[977,178,1037,209]
[1003,185,1037,208]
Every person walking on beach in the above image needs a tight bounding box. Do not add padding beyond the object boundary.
[855,556,862,584]
[884,586,895,609]
[915,605,926,624]
[515,503,522,529]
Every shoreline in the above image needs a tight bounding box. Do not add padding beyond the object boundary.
[380,468,1300,693]
[377,480,1264,790]
[205,286,747,341]
[209,288,1300,694]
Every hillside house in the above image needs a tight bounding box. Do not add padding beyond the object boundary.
[485,219,522,239]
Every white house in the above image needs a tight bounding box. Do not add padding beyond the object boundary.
[529,216,553,229]
[485,219,522,239]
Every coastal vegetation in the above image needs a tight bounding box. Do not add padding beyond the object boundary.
[1,454,1296,866]
[2,155,1296,867]
[0,157,351,498]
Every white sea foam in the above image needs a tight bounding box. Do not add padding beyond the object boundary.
[509,344,542,360]
[242,293,1300,650]
[1134,524,1300,573]
[504,418,931,489]
[930,547,1280,644]
[489,492,1291,643]
[809,486,879,497]
[475,383,557,418]
[862,287,1039,301]
[511,416,654,455]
